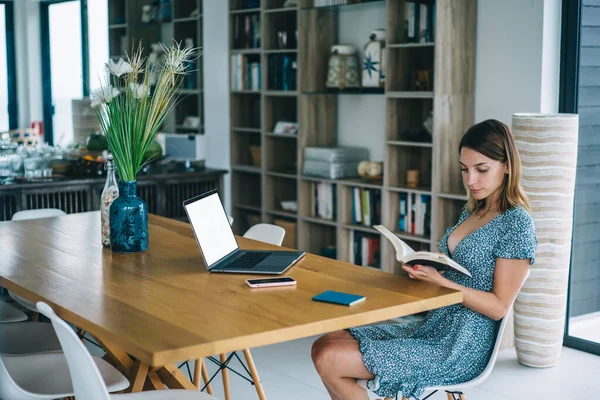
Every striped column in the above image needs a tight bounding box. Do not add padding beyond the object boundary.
[511,113,579,368]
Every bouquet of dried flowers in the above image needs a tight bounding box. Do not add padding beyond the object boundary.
[91,42,195,181]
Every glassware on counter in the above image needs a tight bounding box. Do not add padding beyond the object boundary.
[101,155,119,246]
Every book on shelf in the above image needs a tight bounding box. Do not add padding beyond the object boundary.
[349,230,381,269]
[230,55,261,91]
[373,225,471,277]
[352,187,381,226]
[311,182,336,220]
[232,14,260,49]
[268,54,297,91]
[398,193,431,237]
[404,1,435,43]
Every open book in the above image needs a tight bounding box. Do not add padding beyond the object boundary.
[373,225,472,278]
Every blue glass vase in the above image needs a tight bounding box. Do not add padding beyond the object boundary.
[109,180,148,253]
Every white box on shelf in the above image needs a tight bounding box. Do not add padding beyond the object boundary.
[156,133,208,162]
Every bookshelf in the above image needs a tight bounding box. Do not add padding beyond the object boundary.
[108,0,204,135]
[229,0,475,275]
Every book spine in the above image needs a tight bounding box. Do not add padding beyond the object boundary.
[354,187,362,224]
[419,3,429,43]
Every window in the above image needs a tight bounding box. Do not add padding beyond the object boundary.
[562,0,600,356]
[0,1,17,130]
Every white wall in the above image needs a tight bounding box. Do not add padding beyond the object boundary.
[474,0,561,125]
[202,0,231,213]
[337,2,387,163]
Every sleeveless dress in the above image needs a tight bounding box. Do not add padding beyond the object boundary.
[348,205,538,399]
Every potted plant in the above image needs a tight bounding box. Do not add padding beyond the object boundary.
[92,42,195,253]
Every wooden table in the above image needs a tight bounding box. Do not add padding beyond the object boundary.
[0,212,462,396]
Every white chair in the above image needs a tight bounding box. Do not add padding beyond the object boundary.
[358,271,531,400]
[10,209,67,316]
[36,301,219,400]
[8,291,37,314]
[228,215,234,225]
[0,322,62,355]
[0,300,27,323]
[12,208,66,221]
[243,223,286,246]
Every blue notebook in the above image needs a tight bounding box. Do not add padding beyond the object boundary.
[312,290,366,306]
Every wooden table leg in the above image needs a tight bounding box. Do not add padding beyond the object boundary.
[144,371,166,391]
[90,334,199,393]
[242,349,266,400]
[156,364,198,390]
[93,336,134,376]
[220,353,231,400]
[194,358,213,394]
[126,360,149,393]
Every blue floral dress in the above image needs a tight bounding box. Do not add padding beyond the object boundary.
[348,205,538,399]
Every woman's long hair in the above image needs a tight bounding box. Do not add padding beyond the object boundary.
[459,119,531,214]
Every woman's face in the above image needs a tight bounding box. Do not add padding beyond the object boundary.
[459,147,507,203]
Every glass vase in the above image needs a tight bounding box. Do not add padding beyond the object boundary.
[109,180,148,253]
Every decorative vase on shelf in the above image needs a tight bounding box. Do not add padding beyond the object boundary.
[326,45,360,90]
[362,29,386,88]
[100,155,119,247]
[109,180,148,253]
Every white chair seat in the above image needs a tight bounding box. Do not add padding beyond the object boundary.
[0,353,130,399]
[8,291,37,313]
[112,391,219,399]
[0,300,27,323]
[11,208,66,221]
[0,322,62,355]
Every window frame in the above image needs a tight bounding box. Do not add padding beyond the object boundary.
[40,0,89,145]
[560,0,600,357]
[0,0,18,130]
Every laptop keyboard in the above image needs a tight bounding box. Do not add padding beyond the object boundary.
[219,252,271,270]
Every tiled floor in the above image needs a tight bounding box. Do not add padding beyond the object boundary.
[569,311,600,344]
[87,335,600,400]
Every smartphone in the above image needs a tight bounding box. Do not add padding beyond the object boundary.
[245,277,297,288]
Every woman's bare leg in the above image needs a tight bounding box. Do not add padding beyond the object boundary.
[312,333,374,400]
[312,330,358,399]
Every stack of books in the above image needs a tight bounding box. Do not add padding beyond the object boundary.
[302,147,369,179]
[311,182,336,220]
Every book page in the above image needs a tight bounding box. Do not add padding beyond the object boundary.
[373,225,415,261]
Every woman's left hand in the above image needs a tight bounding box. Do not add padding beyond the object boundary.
[401,264,446,286]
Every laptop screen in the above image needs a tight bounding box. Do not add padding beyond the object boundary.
[184,192,238,267]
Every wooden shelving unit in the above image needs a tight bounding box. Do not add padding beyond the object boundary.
[229,0,476,274]
[108,0,204,135]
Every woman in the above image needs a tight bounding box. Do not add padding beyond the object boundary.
[311,119,538,400]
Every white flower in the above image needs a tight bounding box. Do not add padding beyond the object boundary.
[90,86,120,108]
[162,43,196,74]
[106,58,133,77]
[129,83,149,99]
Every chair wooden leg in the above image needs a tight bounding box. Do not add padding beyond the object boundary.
[447,393,455,400]
[220,353,231,400]
[194,358,213,394]
[459,395,466,400]
[78,328,86,345]
[242,348,266,400]
[31,312,39,322]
